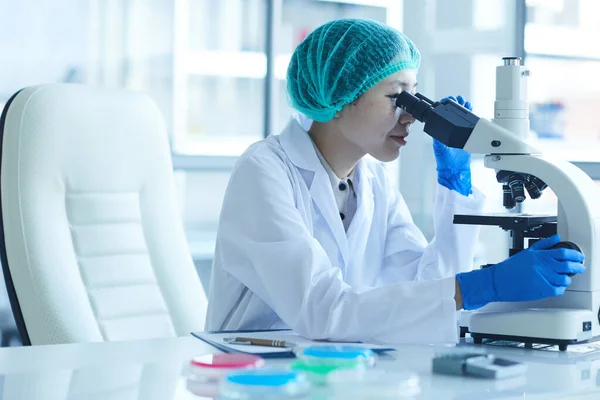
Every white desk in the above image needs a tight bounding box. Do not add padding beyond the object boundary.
[0,336,598,399]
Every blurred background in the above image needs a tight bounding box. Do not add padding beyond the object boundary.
[0,0,599,346]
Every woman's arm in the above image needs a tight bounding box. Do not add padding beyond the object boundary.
[455,278,463,310]
[377,169,485,284]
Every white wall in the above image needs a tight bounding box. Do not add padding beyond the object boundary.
[0,0,89,98]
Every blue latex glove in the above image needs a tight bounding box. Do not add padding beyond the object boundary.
[434,95,473,196]
[456,235,586,310]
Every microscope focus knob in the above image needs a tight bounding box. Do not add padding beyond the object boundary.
[549,241,584,277]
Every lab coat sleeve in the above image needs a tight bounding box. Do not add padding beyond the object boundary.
[217,154,460,344]
[378,178,485,284]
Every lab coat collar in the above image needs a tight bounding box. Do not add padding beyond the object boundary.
[279,118,321,173]
[279,118,376,269]
[279,117,375,180]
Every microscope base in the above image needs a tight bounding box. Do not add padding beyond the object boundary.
[469,308,595,351]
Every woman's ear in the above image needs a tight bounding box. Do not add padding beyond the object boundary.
[335,103,349,119]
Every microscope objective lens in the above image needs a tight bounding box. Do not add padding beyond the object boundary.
[509,180,526,203]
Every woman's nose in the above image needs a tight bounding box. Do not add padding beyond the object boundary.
[398,111,416,124]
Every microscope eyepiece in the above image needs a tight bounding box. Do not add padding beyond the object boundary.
[396,91,479,150]
[395,91,434,122]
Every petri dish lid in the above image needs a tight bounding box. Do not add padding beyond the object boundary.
[297,345,375,361]
[220,369,311,398]
[190,354,265,369]
[327,369,421,398]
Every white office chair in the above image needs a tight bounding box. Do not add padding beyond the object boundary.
[0,84,207,345]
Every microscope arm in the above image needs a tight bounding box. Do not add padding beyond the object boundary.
[485,153,600,293]
[396,92,539,155]
[464,118,539,155]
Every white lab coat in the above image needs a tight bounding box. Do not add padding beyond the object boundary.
[206,118,485,344]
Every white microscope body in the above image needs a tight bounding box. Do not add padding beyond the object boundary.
[464,58,600,349]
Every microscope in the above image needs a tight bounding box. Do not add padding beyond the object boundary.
[396,57,600,351]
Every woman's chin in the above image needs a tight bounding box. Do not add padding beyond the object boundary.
[371,147,400,163]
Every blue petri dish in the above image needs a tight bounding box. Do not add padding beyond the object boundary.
[298,345,376,362]
[295,345,376,370]
[219,369,311,399]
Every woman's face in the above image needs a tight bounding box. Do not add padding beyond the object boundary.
[335,69,418,162]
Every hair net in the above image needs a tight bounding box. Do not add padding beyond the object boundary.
[286,18,421,123]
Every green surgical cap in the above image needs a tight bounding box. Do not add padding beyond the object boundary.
[286,18,421,123]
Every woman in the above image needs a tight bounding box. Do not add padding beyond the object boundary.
[206,19,584,344]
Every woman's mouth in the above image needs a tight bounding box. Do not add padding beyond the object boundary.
[389,121,411,146]
[390,135,407,146]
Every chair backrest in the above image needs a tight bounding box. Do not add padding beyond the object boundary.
[0,84,207,345]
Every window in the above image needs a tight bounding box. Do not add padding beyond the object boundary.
[174,0,268,155]
[523,0,600,154]
[525,0,600,58]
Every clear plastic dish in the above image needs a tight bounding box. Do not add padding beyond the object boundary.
[327,368,421,399]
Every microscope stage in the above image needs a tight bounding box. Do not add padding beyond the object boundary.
[453,213,557,228]
[469,308,595,351]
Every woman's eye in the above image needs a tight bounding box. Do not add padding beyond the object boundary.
[387,94,400,99]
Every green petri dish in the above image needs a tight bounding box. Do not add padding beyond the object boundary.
[291,345,376,385]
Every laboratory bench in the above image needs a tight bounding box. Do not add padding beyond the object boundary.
[0,333,598,399]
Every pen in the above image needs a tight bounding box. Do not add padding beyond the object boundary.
[224,337,298,348]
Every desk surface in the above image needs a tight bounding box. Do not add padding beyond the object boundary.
[0,335,598,399]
